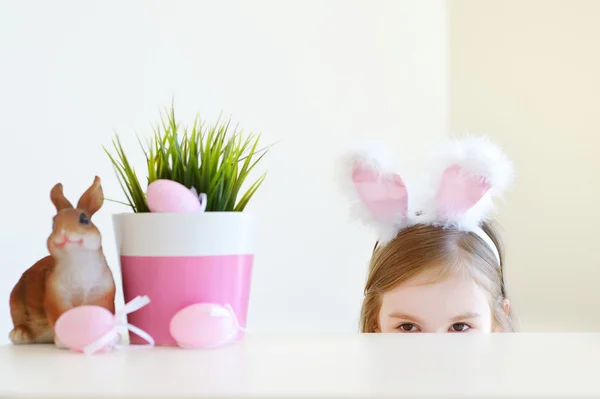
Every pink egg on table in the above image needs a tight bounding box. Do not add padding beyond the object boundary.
[169,303,237,349]
[146,180,202,213]
[55,306,118,353]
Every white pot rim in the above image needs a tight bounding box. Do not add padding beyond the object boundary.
[113,211,252,216]
[113,211,253,222]
[112,212,254,257]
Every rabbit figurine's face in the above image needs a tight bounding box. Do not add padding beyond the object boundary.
[47,177,104,256]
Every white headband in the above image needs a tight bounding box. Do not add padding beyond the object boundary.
[471,226,500,264]
[341,136,513,266]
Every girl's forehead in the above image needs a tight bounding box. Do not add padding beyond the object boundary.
[380,273,492,317]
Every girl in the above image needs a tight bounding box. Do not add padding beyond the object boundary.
[342,137,516,333]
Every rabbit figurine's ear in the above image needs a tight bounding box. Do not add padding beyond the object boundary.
[50,183,74,212]
[77,176,104,216]
[341,143,409,242]
[433,137,514,229]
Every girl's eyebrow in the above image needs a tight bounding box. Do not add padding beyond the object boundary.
[450,312,481,322]
[388,312,424,324]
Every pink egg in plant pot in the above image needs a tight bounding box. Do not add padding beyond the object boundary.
[107,105,272,347]
[146,179,206,213]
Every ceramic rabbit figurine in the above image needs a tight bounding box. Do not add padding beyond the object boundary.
[9,176,116,345]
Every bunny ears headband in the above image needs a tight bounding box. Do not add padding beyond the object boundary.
[341,137,514,262]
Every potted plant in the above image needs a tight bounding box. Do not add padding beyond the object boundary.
[105,106,270,346]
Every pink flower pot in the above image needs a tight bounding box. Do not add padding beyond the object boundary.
[112,212,254,346]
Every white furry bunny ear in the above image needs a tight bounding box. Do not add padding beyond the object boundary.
[432,137,514,230]
[340,142,409,243]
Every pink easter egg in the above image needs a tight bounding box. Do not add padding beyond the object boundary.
[169,303,237,349]
[55,306,117,353]
[146,180,202,213]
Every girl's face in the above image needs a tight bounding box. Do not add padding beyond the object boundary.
[377,270,495,333]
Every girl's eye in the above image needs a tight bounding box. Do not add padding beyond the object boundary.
[450,323,470,332]
[398,323,419,332]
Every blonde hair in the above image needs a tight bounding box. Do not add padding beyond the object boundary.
[360,222,516,332]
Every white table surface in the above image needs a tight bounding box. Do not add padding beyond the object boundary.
[1,333,599,398]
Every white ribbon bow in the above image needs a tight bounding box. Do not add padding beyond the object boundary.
[190,188,208,213]
[83,295,155,355]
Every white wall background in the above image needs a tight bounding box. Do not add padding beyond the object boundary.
[0,0,447,343]
[450,0,600,331]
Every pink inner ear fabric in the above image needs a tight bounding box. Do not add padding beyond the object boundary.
[352,162,408,219]
[436,164,491,216]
